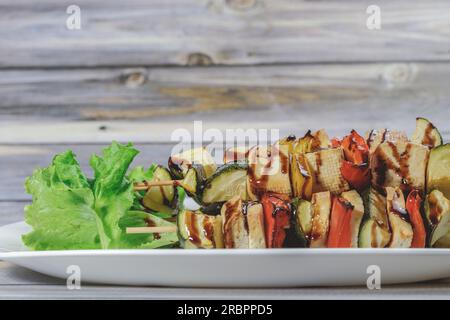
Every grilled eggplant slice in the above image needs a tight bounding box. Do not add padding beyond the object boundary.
[371,141,429,194]
[425,189,450,247]
[310,191,332,248]
[386,187,413,248]
[411,117,443,149]
[142,166,175,214]
[177,209,224,249]
[305,148,350,195]
[221,196,249,248]
[168,147,217,180]
[247,144,291,200]
[427,143,450,199]
[341,190,365,248]
[245,202,266,248]
[201,163,248,205]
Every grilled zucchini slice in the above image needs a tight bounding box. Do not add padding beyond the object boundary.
[359,188,391,248]
[142,166,175,214]
[358,219,391,248]
[168,147,217,180]
[177,209,223,249]
[201,163,248,205]
[411,117,443,149]
[425,189,450,247]
[341,190,365,248]
[427,143,450,199]
[286,199,312,247]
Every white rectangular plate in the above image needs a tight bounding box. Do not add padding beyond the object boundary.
[1,221,450,287]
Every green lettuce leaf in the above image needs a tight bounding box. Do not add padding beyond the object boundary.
[23,142,179,250]
[90,142,139,248]
[23,151,109,250]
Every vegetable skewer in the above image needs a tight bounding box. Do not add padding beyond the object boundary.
[130,117,449,249]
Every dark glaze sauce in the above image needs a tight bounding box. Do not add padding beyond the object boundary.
[389,189,411,223]
[371,221,381,248]
[168,156,191,178]
[146,218,161,240]
[202,216,215,247]
[223,199,241,248]
[374,142,413,193]
[428,195,441,225]
[248,145,288,198]
[185,211,201,246]
[423,122,437,148]
[314,152,322,187]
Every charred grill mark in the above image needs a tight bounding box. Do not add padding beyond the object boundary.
[185,211,201,246]
[202,216,215,247]
[423,122,437,148]
[428,195,441,226]
[146,218,161,240]
[223,199,241,248]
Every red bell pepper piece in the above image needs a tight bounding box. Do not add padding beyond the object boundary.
[331,137,342,148]
[328,197,353,248]
[261,193,291,248]
[340,161,371,192]
[341,130,369,164]
[339,130,370,191]
[406,190,426,248]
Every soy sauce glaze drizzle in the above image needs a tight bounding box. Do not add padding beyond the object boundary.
[185,211,201,246]
[146,218,161,240]
[223,199,241,248]
[248,144,288,198]
[374,142,413,193]
[423,122,437,148]
[428,195,441,226]
[202,216,215,247]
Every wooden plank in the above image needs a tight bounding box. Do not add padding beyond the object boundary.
[0,202,24,226]
[1,1,450,67]
[0,62,449,144]
[0,266,450,299]
[0,144,173,201]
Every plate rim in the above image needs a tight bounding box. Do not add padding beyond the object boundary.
[3,248,450,260]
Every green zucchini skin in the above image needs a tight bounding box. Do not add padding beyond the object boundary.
[200,162,248,205]
[411,117,443,149]
[285,198,310,248]
[425,190,450,247]
[142,165,176,215]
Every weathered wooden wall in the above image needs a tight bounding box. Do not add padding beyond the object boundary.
[0,0,449,219]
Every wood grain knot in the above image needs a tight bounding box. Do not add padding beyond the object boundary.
[121,70,147,87]
[225,0,258,11]
[186,53,214,66]
[382,64,417,88]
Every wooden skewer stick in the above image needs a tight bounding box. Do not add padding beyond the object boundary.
[126,226,177,234]
[133,180,186,191]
